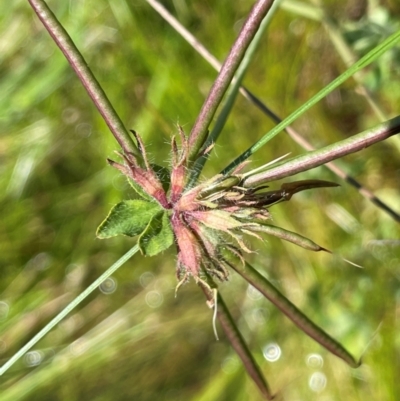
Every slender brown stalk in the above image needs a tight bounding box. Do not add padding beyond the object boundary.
[27,0,139,157]
[243,115,400,186]
[187,0,275,162]
[145,0,221,72]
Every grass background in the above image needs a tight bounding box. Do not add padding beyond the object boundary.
[1,0,400,400]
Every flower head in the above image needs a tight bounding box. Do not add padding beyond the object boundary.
[98,127,338,290]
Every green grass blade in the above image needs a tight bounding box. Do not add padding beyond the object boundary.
[0,245,139,376]
[282,0,388,122]
[222,29,400,174]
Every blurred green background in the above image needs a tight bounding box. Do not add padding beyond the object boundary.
[1,0,400,400]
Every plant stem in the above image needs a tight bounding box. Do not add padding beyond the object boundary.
[0,245,139,376]
[221,29,400,174]
[187,0,275,163]
[231,261,360,367]
[27,0,140,157]
[239,92,400,222]
[148,0,400,222]
[199,284,273,400]
[188,0,282,187]
[243,115,400,186]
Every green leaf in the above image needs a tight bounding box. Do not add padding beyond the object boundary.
[138,211,174,256]
[96,200,162,238]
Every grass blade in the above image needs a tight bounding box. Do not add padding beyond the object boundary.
[222,29,400,174]
[281,0,389,123]
[0,245,139,376]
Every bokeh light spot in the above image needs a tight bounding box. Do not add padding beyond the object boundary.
[145,290,163,308]
[262,343,281,362]
[309,372,327,392]
[99,277,117,294]
[24,351,43,367]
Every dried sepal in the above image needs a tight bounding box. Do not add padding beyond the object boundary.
[108,147,170,208]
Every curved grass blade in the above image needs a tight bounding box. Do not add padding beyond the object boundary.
[229,261,361,368]
[199,282,274,400]
[0,245,140,376]
[222,29,400,174]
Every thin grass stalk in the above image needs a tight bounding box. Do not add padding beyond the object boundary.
[0,245,140,376]
[145,0,221,71]
[242,115,400,186]
[230,261,360,367]
[147,0,400,222]
[187,0,275,163]
[199,284,274,400]
[27,0,139,157]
